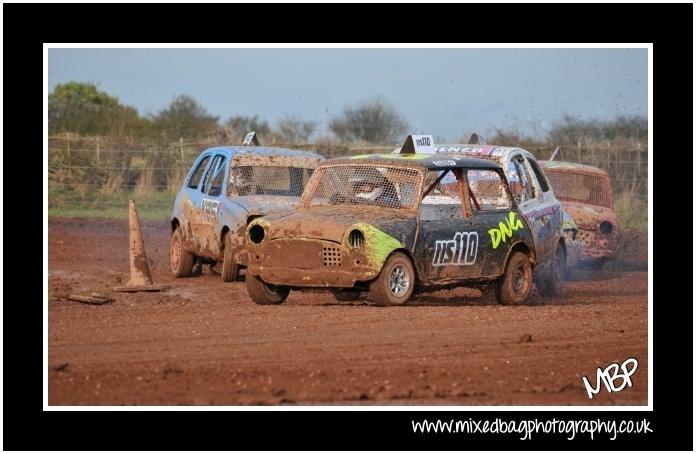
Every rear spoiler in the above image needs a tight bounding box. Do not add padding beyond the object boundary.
[242,131,261,146]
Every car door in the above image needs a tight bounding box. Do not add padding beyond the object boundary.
[191,153,227,257]
[415,169,483,283]
[178,153,212,247]
[464,167,527,278]
[510,153,560,265]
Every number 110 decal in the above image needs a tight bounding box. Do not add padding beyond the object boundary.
[432,232,478,267]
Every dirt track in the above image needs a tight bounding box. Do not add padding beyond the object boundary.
[48,218,648,405]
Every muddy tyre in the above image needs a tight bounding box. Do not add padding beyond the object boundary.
[170,226,194,277]
[221,232,239,282]
[537,245,565,297]
[331,289,362,302]
[246,274,289,305]
[369,252,415,307]
[495,251,533,305]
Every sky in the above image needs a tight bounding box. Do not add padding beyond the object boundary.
[48,47,648,142]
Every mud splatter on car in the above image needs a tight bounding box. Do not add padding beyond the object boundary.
[540,160,618,269]
[170,135,324,281]
[245,153,543,306]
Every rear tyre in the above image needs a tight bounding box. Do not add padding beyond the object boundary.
[537,245,566,297]
[495,251,533,305]
[170,226,194,278]
[246,274,290,305]
[331,289,362,302]
[369,252,415,307]
[221,232,239,282]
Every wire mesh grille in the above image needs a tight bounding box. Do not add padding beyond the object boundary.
[301,164,422,210]
[322,247,342,266]
[467,169,512,210]
[422,170,462,205]
[544,169,612,208]
[228,166,314,197]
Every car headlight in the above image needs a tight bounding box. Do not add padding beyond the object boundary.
[249,224,265,244]
[599,221,614,235]
[347,229,365,249]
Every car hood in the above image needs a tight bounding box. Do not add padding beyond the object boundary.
[561,201,617,229]
[258,205,415,243]
[228,195,301,216]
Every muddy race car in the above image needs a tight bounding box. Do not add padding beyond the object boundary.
[540,160,618,269]
[244,153,560,306]
[395,135,580,283]
[169,133,324,281]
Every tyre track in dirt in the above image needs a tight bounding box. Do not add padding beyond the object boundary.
[48,218,648,405]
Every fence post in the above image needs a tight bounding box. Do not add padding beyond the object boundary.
[179,137,184,162]
[66,135,71,162]
[96,137,100,165]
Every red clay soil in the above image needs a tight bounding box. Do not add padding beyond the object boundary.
[48,218,648,405]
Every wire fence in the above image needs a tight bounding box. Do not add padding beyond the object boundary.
[47,134,648,214]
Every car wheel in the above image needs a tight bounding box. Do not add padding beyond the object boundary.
[246,274,289,305]
[170,226,194,277]
[221,232,239,282]
[331,289,362,302]
[369,252,415,306]
[495,251,533,305]
[537,245,565,297]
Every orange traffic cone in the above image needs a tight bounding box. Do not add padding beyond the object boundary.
[113,199,169,292]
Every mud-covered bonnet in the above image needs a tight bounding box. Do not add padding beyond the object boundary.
[254,205,414,244]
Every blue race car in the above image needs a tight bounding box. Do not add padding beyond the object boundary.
[170,133,324,281]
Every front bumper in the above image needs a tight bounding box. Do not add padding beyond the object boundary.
[246,238,381,287]
[247,264,376,288]
[576,228,617,261]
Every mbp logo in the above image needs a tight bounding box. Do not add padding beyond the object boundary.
[416,136,431,146]
[582,357,638,399]
[432,232,478,266]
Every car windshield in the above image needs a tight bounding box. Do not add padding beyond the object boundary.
[300,164,422,210]
[544,169,612,208]
[228,166,314,197]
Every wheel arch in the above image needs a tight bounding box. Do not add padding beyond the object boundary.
[384,247,421,285]
[504,240,535,268]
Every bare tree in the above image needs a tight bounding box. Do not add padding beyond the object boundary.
[224,115,271,143]
[329,97,408,144]
[275,116,316,143]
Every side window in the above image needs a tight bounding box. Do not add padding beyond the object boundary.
[527,158,550,193]
[467,169,512,211]
[507,156,534,203]
[421,170,463,221]
[206,157,227,197]
[200,155,224,194]
[187,155,211,189]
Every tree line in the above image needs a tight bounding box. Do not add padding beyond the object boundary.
[48,82,409,144]
[49,81,647,146]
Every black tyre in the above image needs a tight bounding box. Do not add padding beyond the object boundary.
[495,251,533,305]
[537,245,566,297]
[331,289,362,302]
[369,252,415,306]
[221,232,239,282]
[246,274,289,305]
[170,226,194,277]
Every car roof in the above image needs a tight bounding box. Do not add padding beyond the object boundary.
[202,146,324,161]
[325,153,502,170]
[539,160,609,175]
